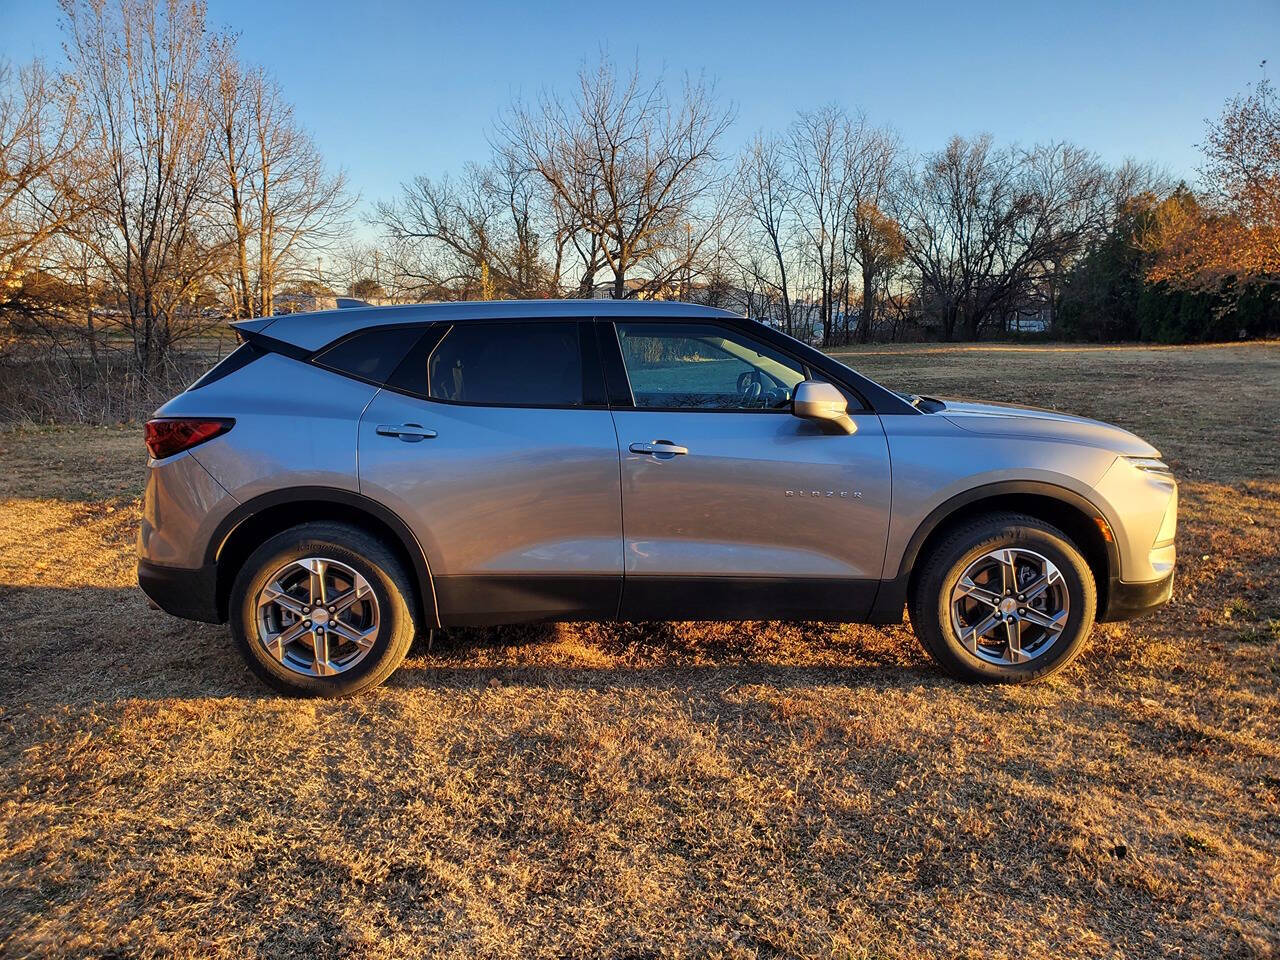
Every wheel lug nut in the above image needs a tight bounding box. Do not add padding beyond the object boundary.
[328,606,335,613]
[303,620,312,628]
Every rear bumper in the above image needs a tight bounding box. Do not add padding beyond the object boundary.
[138,560,223,624]
[1101,569,1175,622]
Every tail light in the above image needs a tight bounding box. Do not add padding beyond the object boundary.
[145,418,234,459]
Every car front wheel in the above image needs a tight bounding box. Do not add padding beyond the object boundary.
[229,522,418,697]
[910,513,1097,683]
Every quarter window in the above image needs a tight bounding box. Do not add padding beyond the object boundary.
[314,326,426,384]
[428,321,583,407]
[615,322,807,410]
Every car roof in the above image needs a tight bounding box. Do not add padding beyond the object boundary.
[236,299,744,352]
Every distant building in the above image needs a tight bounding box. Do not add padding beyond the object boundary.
[1009,306,1051,333]
[273,291,338,314]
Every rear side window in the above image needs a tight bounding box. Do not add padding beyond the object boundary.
[427,322,582,407]
[314,326,425,384]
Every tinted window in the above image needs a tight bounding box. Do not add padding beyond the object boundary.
[615,322,806,410]
[315,326,426,384]
[188,341,262,391]
[428,321,582,406]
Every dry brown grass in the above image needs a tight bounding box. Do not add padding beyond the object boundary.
[1,342,1278,959]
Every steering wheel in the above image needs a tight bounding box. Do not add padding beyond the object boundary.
[736,370,764,406]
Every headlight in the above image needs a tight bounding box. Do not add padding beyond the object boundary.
[1125,456,1174,480]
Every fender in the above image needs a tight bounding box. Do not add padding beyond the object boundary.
[866,480,1121,624]
[206,485,440,628]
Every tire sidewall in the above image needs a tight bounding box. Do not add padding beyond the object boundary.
[920,519,1096,682]
[230,525,414,696]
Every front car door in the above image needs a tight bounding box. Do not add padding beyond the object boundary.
[604,319,892,620]
[358,319,623,625]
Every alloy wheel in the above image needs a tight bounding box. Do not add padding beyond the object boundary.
[948,547,1070,666]
[255,557,380,678]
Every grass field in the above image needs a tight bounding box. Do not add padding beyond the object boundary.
[1,342,1278,959]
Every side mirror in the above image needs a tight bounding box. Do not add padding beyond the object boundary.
[792,381,856,435]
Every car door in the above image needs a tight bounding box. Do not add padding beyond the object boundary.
[604,319,892,621]
[357,319,623,625]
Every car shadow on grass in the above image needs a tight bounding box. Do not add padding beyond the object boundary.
[0,585,951,708]
[386,620,946,694]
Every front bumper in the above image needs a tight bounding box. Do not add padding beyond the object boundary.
[138,560,223,624]
[1100,568,1175,622]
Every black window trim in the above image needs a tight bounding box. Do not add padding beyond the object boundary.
[302,318,608,410]
[383,323,449,397]
[276,311,903,414]
[239,328,315,364]
[188,340,265,391]
[599,316,868,415]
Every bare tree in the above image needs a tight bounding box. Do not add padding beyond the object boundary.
[732,133,797,334]
[208,38,352,318]
[207,36,255,319]
[894,135,1111,341]
[787,105,856,345]
[248,71,351,315]
[376,157,557,300]
[1019,142,1111,331]
[326,240,402,302]
[62,0,227,374]
[0,59,83,314]
[843,124,903,342]
[500,57,734,299]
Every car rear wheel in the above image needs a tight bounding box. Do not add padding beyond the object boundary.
[909,513,1097,683]
[229,522,418,697]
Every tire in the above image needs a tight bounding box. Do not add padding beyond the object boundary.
[909,513,1097,684]
[229,522,418,697]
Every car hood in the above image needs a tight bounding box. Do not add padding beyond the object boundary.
[939,399,1160,456]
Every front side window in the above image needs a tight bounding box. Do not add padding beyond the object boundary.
[427,321,582,406]
[615,322,807,410]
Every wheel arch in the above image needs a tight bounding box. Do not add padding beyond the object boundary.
[873,481,1119,623]
[208,487,439,628]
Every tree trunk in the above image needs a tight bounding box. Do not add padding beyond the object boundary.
[235,222,252,318]
[225,126,253,318]
[964,310,981,341]
[943,304,958,342]
[81,265,97,362]
[858,263,875,343]
[259,156,272,316]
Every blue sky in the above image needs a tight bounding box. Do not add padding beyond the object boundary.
[2,0,1276,217]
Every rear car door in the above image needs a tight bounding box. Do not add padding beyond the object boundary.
[603,319,892,621]
[357,319,623,625]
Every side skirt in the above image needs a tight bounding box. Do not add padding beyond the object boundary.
[433,575,889,626]
[434,575,621,627]
[620,576,880,623]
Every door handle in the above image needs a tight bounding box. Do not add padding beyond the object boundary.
[376,423,437,442]
[629,440,689,457]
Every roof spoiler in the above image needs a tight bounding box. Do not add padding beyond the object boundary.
[229,315,279,340]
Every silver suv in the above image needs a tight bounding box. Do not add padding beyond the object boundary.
[138,301,1177,696]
